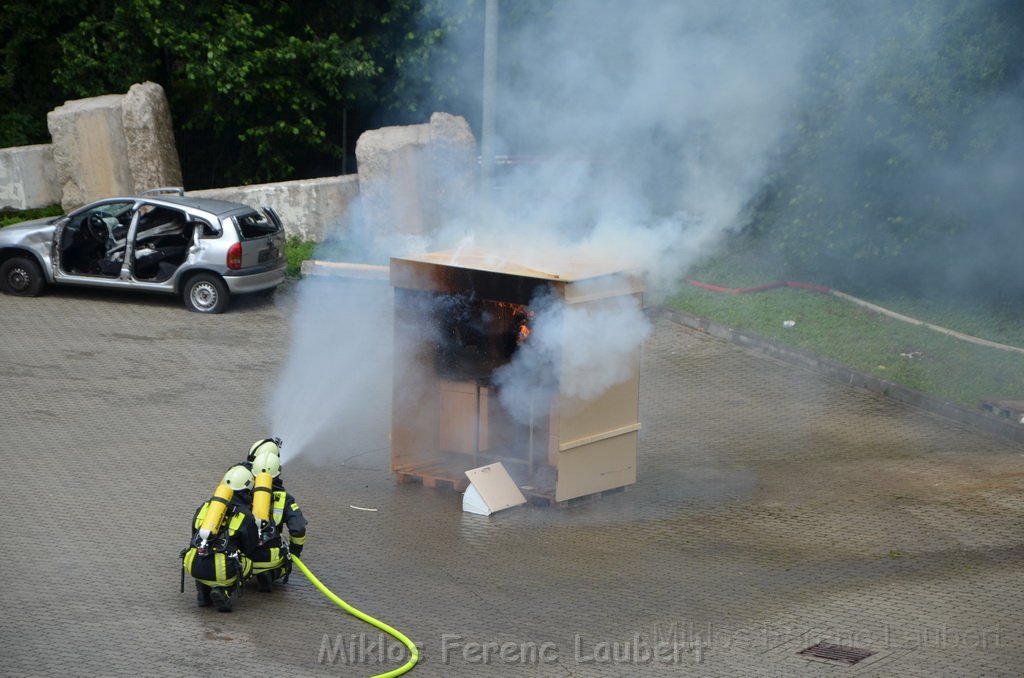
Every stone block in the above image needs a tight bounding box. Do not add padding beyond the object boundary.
[48,94,131,211]
[122,82,182,195]
[0,144,60,211]
[355,112,477,248]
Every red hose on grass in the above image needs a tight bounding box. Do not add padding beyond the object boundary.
[685,279,832,295]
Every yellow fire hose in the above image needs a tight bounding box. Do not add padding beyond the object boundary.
[290,555,419,677]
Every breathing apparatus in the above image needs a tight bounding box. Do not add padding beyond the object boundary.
[250,446,282,543]
[195,465,254,555]
[194,482,233,556]
[251,471,275,544]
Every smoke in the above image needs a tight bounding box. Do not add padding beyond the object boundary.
[265,1,850,463]
[400,0,825,301]
[493,289,650,424]
[266,276,393,465]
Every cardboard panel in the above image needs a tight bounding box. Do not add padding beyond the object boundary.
[463,462,527,515]
[439,380,489,454]
[555,432,638,502]
[391,256,553,305]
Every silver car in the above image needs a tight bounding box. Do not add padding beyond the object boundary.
[0,188,286,313]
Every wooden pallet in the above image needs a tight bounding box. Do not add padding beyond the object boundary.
[395,456,630,508]
[523,484,630,509]
[395,460,471,493]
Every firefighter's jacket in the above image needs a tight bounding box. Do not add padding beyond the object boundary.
[250,487,307,574]
[183,497,259,588]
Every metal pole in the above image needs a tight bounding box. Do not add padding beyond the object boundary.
[341,107,348,175]
[474,381,482,467]
[481,0,499,207]
[528,395,534,477]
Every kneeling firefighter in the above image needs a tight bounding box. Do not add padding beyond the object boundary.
[182,465,260,612]
[248,447,307,592]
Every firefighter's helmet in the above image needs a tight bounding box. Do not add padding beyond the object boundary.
[252,448,281,478]
[247,437,281,462]
[222,464,255,491]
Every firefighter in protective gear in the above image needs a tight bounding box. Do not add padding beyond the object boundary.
[182,465,260,612]
[248,448,307,592]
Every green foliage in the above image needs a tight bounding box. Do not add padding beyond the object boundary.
[0,0,92,146]
[0,205,63,227]
[283,235,317,279]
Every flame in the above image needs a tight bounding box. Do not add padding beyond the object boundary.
[518,323,531,344]
[516,309,534,346]
[495,301,533,346]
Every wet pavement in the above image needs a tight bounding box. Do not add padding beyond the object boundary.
[2,282,1022,676]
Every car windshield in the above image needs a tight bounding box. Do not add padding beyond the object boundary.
[235,210,278,239]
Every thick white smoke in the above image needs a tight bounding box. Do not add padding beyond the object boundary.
[493,290,650,424]
[266,277,393,465]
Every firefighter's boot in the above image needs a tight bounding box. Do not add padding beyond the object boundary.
[210,587,232,613]
[195,582,213,608]
[256,572,273,593]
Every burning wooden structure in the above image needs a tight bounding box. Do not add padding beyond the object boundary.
[390,248,644,503]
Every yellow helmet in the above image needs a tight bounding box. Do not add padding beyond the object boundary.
[247,437,281,462]
[222,464,255,491]
[252,448,281,478]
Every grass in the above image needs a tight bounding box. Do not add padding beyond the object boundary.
[0,205,62,227]
[667,241,1024,410]
[284,235,317,279]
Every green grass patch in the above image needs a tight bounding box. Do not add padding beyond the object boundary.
[669,241,1024,410]
[0,205,62,227]
[283,235,317,279]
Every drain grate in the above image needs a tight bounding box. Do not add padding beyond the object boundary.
[798,642,875,665]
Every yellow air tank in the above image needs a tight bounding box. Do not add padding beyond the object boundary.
[198,482,234,542]
[252,472,273,525]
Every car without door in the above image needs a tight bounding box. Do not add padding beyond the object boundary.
[0,187,286,313]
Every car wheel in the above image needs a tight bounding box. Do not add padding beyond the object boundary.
[183,273,230,313]
[0,256,46,297]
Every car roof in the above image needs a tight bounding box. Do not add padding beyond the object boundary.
[149,195,256,218]
[82,193,257,219]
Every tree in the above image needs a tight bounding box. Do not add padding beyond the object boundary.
[0,0,95,147]
[53,1,406,185]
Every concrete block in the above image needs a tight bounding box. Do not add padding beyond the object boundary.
[48,94,132,211]
[0,144,60,211]
[122,82,182,195]
[355,112,477,247]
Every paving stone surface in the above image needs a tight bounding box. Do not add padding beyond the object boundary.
[1,283,1022,676]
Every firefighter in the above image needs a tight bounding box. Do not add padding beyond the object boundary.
[182,465,260,612]
[248,447,307,592]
